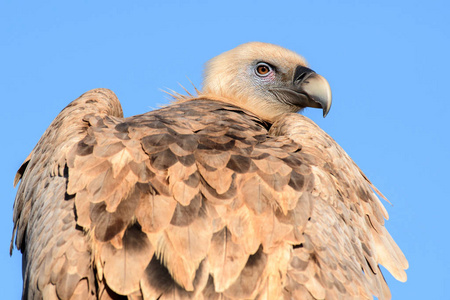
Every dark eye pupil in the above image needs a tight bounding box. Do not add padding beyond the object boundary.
[258,65,269,74]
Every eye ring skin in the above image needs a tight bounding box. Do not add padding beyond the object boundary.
[255,62,273,77]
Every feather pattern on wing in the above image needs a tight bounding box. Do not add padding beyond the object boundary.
[12,89,407,299]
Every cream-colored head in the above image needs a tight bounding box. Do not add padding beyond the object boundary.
[202,42,332,122]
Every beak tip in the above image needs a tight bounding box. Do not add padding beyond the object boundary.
[297,71,332,118]
[322,100,332,118]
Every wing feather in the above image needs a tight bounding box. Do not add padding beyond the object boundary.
[13,93,406,299]
[270,113,408,299]
[12,89,123,299]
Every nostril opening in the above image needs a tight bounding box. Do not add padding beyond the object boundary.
[295,72,308,83]
[294,65,315,83]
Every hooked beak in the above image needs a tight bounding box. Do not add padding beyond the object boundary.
[292,66,332,117]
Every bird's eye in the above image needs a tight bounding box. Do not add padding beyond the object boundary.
[255,63,272,77]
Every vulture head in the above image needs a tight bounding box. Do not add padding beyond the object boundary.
[202,42,332,122]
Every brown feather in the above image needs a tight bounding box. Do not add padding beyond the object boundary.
[136,184,177,233]
[209,227,250,292]
[222,246,267,299]
[101,225,154,295]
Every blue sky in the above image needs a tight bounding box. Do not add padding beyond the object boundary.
[1,1,448,298]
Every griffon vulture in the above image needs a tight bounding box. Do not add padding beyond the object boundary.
[11,42,408,300]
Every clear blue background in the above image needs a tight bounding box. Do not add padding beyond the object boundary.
[1,1,448,298]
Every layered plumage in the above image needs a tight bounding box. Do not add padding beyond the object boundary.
[11,42,407,300]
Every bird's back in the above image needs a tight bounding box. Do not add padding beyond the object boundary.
[12,89,407,300]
